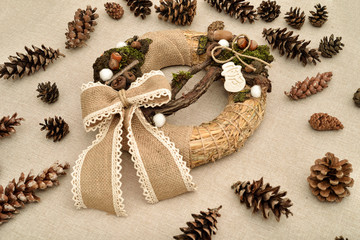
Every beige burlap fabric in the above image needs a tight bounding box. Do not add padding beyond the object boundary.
[71,71,196,216]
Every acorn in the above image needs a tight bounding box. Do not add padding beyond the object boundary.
[111,52,122,62]
[111,76,127,90]
[131,41,142,50]
[237,37,248,49]
[249,40,258,51]
[109,58,120,70]
[244,64,255,73]
[213,30,233,41]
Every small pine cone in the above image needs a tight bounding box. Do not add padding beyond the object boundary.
[335,237,349,240]
[0,162,70,225]
[207,20,225,33]
[155,0,197,26]
[257,0,281,22]
[125,0,153,19]
[65,6,99,49]
[205,0,258,24]
[36,82,59,104]
[319,34,344,58]
[173,206,222,240]
[284,72,332,100]
[104,2,124,20]
[262,28,320,66]
[353,88,360,107]
[309,113,344,131]
[231,178,293,221]
[284,7,305,29]
[307,152,354,202]
[0,113,24,139]
[0,45,65,80]
[309,4,328,27]
[40,116,69,142]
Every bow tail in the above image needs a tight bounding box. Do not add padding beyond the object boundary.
[71,113,127,217]
[125,107,196,203]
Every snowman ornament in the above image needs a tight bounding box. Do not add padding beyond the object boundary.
[221,62,246,93]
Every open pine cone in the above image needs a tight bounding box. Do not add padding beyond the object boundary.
[0,113,24,139]
[318,34,344,58]
[125,0,152,19]
[309,4,328,27]
[104,2,124,20]
[353,88,360,107]
[257,0,281,22]
[36,82,59,104]
[40,116,69,142]
[232,178,293,221]
[155,0,197,26]
[307,153,354,202]
[284,7,305,29]
[65,6,99,49]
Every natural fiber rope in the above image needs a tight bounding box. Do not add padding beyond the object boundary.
[195,126,207,163]
[211,34,272,71]
[214,120,231,151]
[217,117,244,150]
[203,124,222,160]
[118,89,130,108]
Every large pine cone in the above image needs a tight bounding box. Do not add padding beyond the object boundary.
[173,206,222,240]
[40,116,70,142]
[155,0,197,26]
[37,82,59,104]
[0,45,64,80]
[232,178,293,221]
[309,4,328,27]
[65,5,99,49]
[284,7,305,29]
[205,0,258,23]
[318,34,344,58]
[263,28,320,66]
[307,153,354,202]
[125,0,152,19]
[309,113,344,131]
[0,113,24,139]
[104,2,124,20]
[284,72,332,100]
[257,0,281,22]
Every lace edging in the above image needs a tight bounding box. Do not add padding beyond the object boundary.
[127,108,158,204]
[81,81,106,91]
[71,118,113,210]
[136,110,197,192]
[128,89,171,108]
[83,103,122,132]
[129,70,164,89]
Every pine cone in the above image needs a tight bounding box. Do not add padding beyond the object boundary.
[318,34,344,58]
[257,0,281,22]
[125,0,152,19]
[65,6,99,49]
[104,2,124,20]
[335,236,349,240]
[284,72,332,100]
[263,28,321,66]
[0,113,24,139]
[205,0,258,24]
[173,206,222,240]
[40,116,69,142]
[309,113,344,131]
[0,45,65,80]
[36,82,59,104]
[0,162,70,225]
[231,178,293,221]
[307,153,354,202]
[155,0,197,26]
[353,88,360,107]
[284,7,305,29]
[309,4,328,27]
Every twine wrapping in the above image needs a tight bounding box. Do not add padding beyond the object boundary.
[71,70,196,216]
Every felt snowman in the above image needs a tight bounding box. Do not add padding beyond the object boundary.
[221,62,246,93]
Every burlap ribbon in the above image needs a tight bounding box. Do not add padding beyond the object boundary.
[71,70,196,216]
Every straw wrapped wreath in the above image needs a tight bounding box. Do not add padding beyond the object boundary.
[71,21,274,216]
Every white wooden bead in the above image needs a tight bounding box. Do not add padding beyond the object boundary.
[116,41,127,48]
[218,39,230,47]
[153,113,166,128]
[251,85,262,98]
[99,68,114,81]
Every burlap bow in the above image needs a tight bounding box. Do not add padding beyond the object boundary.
[71,70,196,216]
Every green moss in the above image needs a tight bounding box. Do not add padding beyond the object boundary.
[171,71,193,89]
[196,36,208,55]
[138,38,153,54]
[233,89,250,103]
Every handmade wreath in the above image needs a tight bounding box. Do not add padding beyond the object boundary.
[71,22,274,216]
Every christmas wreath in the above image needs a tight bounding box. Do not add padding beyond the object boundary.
[71,21,274,216]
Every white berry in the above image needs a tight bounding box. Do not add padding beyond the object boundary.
[153,113,166,128]
[251,85,262,98]
[218,39,229,47]
[116,41,127,48]
[99,68,114,81]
